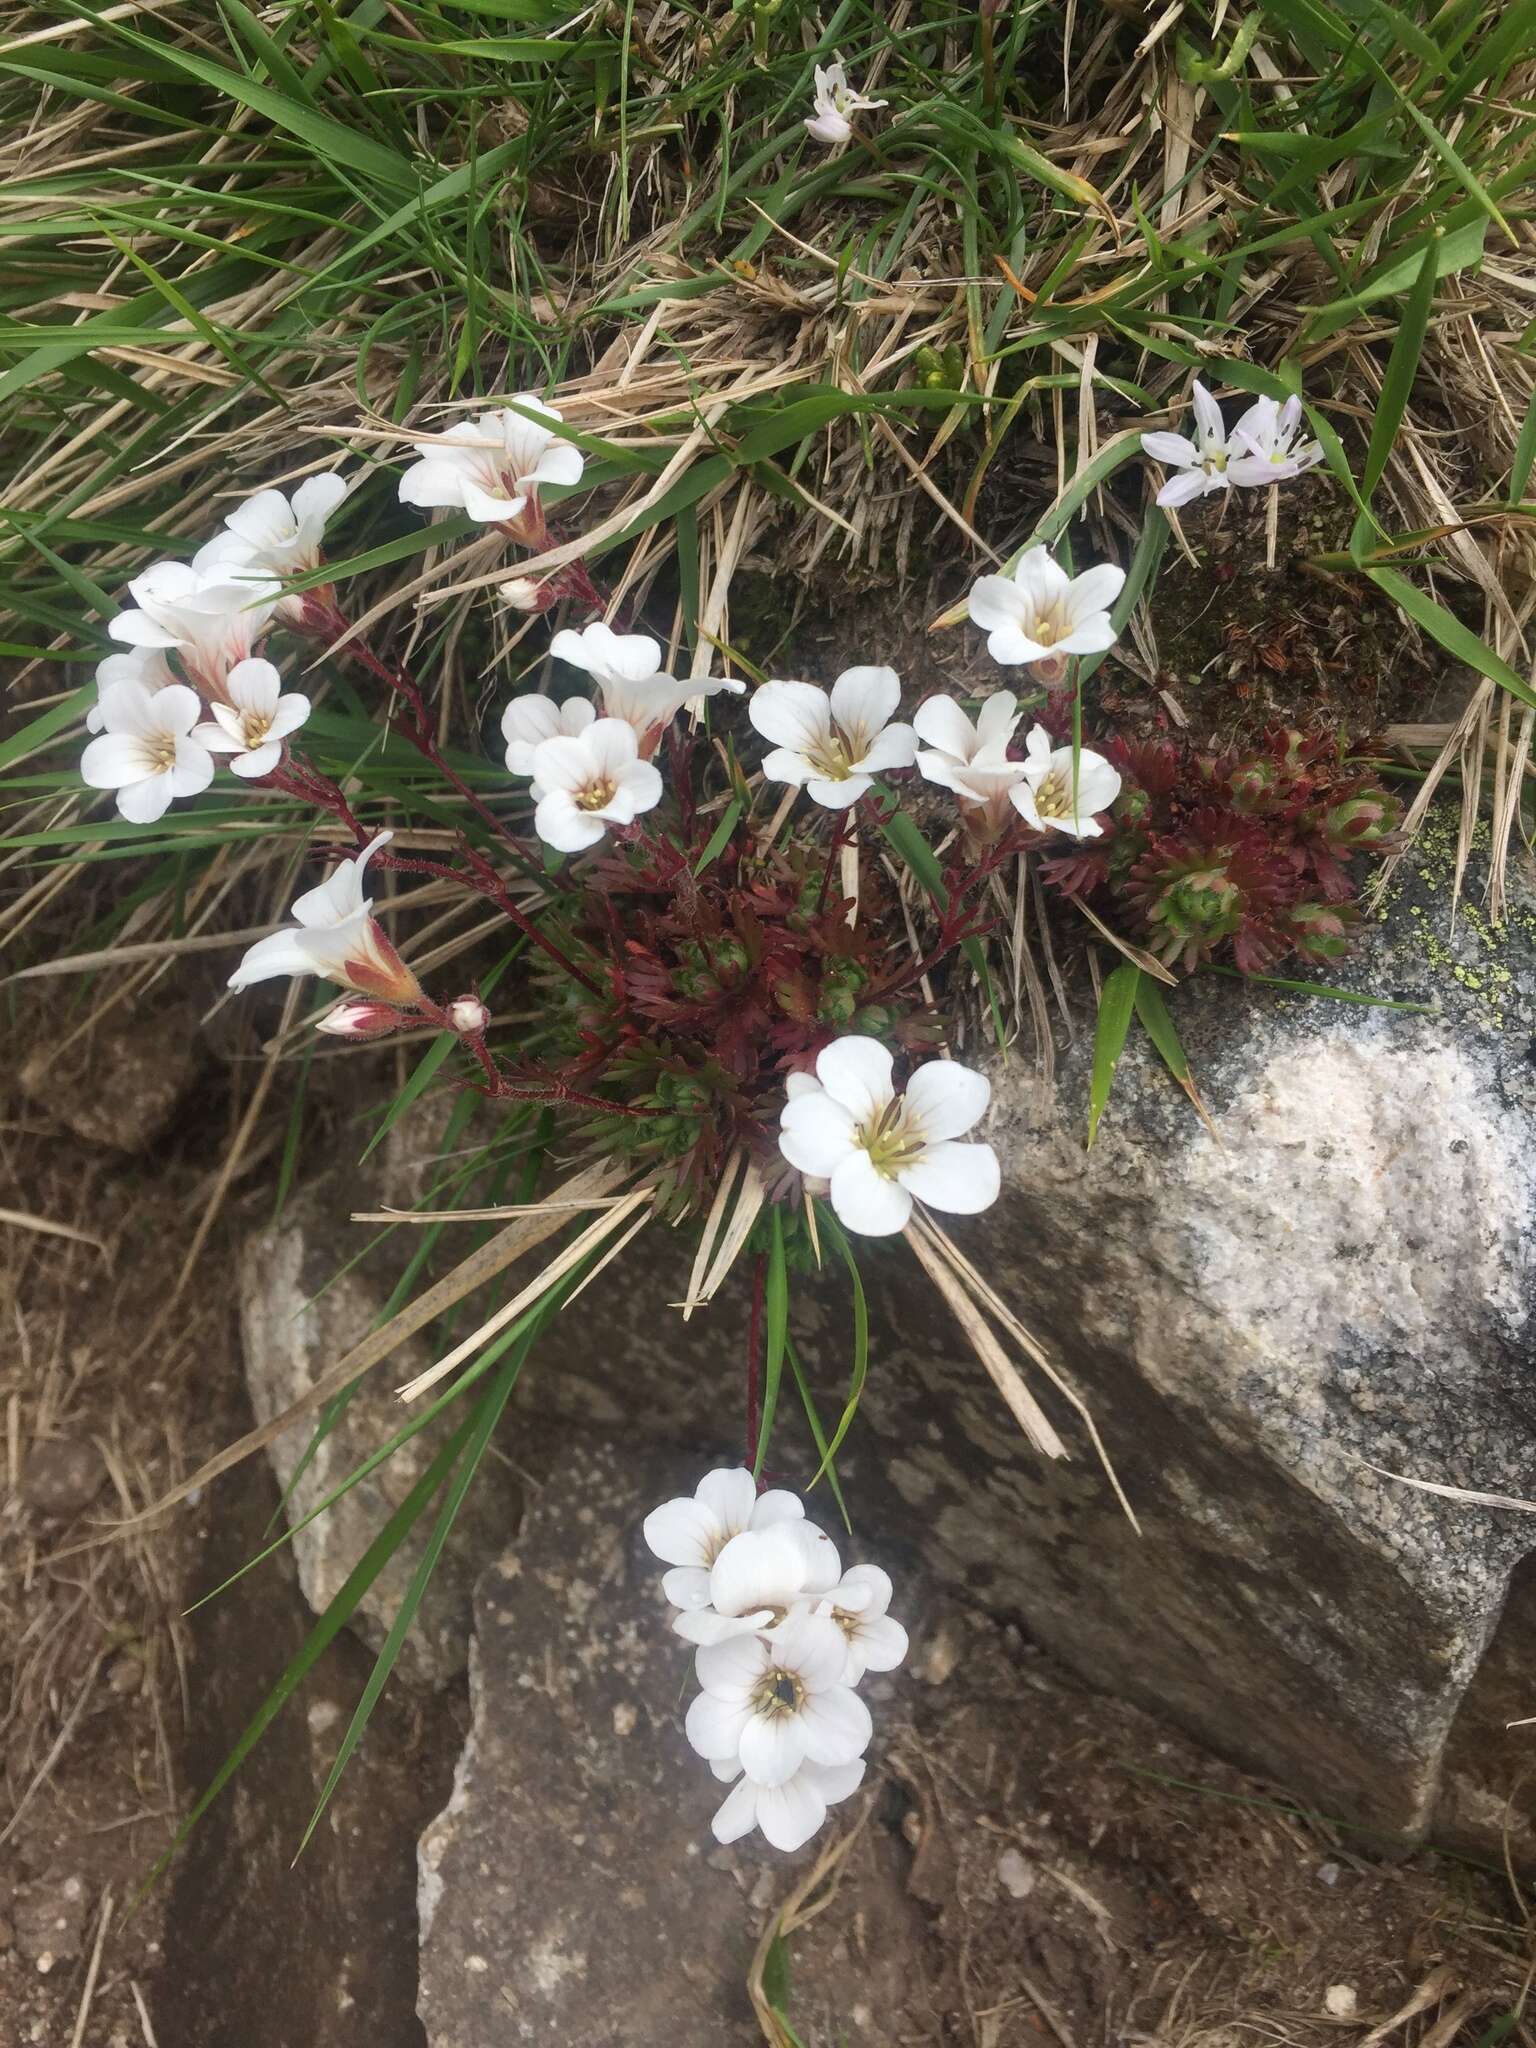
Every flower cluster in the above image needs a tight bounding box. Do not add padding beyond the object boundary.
[1039,727,1404,973]
[644,1467,907,1853]
[1142,382,1323,509]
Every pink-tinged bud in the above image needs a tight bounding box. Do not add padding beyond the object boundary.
[315,1000,410,1038]
[338,919,425,1006]
[497,576,550,614]
[448,995,491,1036]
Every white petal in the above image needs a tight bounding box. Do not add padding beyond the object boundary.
[804,1757,866,1808]
[1011,546,1069,618]
[828,664,900,747]
[710,1528,806,1617]
[643,1497,718,1568]
[80,733,152,790]
[660,1566,713,1610]
[228,743,281,779]
[829,1150,912,1236]
[851,723,916,774]
[912,695,977,761]
[1156,468,1216,508]
[224,657,282,719]
[267,694,311,741]
[685,1691,753,1764]
[854,1613,909,1673]
[534,791,605,852]
[974,691,1021,748]
[749,680,832,753]
[116,772,175,825]
[804,773,870,809]
[772,1610,848,1689]
[1141,431,1200,467]
[673,1608,775,1648]
[754,1772,827,1852]
[797,1685,872,1768]
[461,478,528,526]
[227,929,319,988]
[897,1140,1001,1215]
[986,623,1049,667]
[695,1467,758,1532]
[223,490,296,551]
[779,1522,842,1598]
[748,1490,805,1531]
[1054,615,1119,655]
[1064,563,1125,625]
[695,1630,770,1703]
[710,1775,761,1846]
[1071,750,1123,811]
[778,1092,858,1178]
[1191,380,1224,446]
[529,733,594,796]
[168,738,216,795]
[901,1059,990,1142]
[290,471,349,525]
[837,1564,892,1618]
[527,439,584,489]
[739,1710,808,1788]
[397,457,470,509]
[814,1035,894,1122]
[965,575,1024,634]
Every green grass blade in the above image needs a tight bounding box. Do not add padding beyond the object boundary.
[1088,961,1140,1149]
[752,1207,788,1479]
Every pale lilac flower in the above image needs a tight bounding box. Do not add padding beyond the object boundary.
[708,1756,866,1853]
[228,831,421,1005]
[913,691,1027,837]
[749,669,915,809]
[779,1036,999,1238]
[530,717,663,853]
[397,398,584,535]
[822,1566,909,1686]
[967,547,1124,668]
[501,692,596,778]
[80,679,214,825]
[87,645,177,734]
[1011,727,1121,839]
[107,559,278,698]
[805,61,885,147]
[686,1609,871,1787]
[194,657,309,778]
[1228,394,1323,486]
[550,622,743,758]
[1141,381,1237,508]
[195,474,349,619]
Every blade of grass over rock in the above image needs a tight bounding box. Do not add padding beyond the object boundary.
[1206,966,1438,1011]
[1088,961,1140,1150]
[752,1206,788,1480]
[784,1337,850,1536]
[805,1206,869,1494]
[1133,977,1216,1136]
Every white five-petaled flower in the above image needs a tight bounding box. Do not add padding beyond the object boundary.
[643,1467,807,1613]
[550,622,744,758]
[87,645,178,733]
[779,1035,999,1237]
[1227,394,1323,487]
[397,398,584,536]
[913,691,1027,837]
[501,693,597,778]
[822,1565,909,1687]
[967,547,1125,669]
[708,1756,866,1853]
[1012,726,1122,840]
[193,657,310,778]
[107,559,278,699]
[228,831,422,1004]
[529,717,663,854]
[195,474,349,620]
[1141,381,1238,508]
[805,60,886,147]
[686,1609,872,1788]
[749,668,915,810]
[79,680,215,825]
[671,1523,843,1648]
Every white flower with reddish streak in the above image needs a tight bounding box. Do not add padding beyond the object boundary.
[397,398,584,532]
[227,831,421,1004]
[107,559,278,698]
[778,1035,999,1237]
[196,474,349,619]
[550,622,743,757]
[749,668,915,809]
[913,691,1027,835]
[80,679,214,825]
[194,658,310,778]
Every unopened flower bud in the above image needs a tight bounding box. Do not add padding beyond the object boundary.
[448,995,491,1036]
[497,576,548,613]
[315,1000,410,1038]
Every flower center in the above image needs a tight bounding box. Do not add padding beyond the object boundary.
[1204,446,1229,475]
[239,710,273,748]
[1031,611,1063,648]
[1032,766,1076,820]
[145,734,178,774]
[858,1099,924,1181]
[807,730,856,781]
[576,776,618,812]
[751,1669,806,1719]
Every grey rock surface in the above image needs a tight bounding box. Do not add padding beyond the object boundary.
[238,1182,519,1686]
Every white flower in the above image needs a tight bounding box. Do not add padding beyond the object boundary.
[913,691,1027,835]
[1142,381,1237,508]
[79,679,214,825]
[107,559,279,698]
[87,645,177,733]
[778,1036,999,1237]
[530,717,663,853]
[686,1608,872,1787]
[397,398,584,533]
[195,474,349,619]
[1227,394,1323,487]
[821,1565,909,1686]
[967,548,1125,668]
[644,1467,806,1613]
[550,622,743,758]
[671,1522,843,1648]
[193,657,310,778]
[1011,726,1122,839]
[749,668,915,809]
[805,61,886,147]
[501,692,596,777]
[228,831,422,1003]
[708,1757,865,1853]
